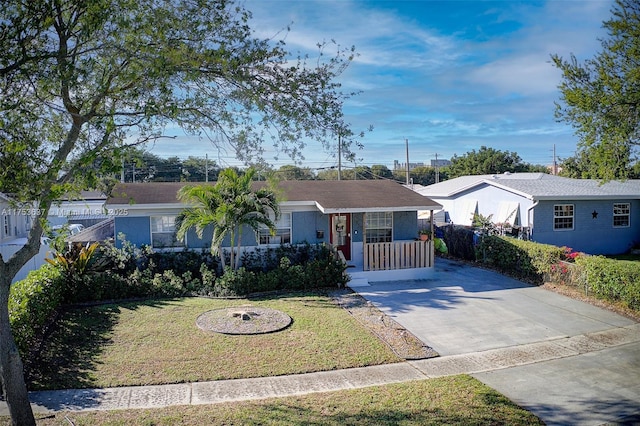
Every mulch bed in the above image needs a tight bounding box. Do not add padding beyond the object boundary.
[330,289,439,360]
[196,306,293,335]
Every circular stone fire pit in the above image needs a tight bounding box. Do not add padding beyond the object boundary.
[196,306,292,335]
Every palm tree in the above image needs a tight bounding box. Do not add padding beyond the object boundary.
[176,168,280,270]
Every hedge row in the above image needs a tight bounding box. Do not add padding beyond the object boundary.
[8,265,64,360]
[575,256,640,310]
[474,236,566,283]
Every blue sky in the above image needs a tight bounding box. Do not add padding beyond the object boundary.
[150,0,613,171]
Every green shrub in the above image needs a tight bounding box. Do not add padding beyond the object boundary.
[210,245,348,297]
[214,268,254,296]
[576,256,640,310]
[8,264,65,359]
[45,239,346,300]
[475,236,566,283]
[441,225,476,260]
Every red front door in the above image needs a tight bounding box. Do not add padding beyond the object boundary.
[331,213,351,260]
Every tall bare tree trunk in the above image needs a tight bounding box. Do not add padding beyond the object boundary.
[0,269,36,426]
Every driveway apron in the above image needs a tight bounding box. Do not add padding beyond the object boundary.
[355,257,640,425]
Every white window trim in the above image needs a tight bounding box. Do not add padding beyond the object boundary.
[365,211,393,244]
[150,215,184,249]
[258,212,292,245]
[3,215,11,237]
[553,204,574,231]
[613,203,630,228]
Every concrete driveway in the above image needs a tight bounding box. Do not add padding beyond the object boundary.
[355,257,640,425]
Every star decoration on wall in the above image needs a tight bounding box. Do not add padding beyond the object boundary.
[592,210,598,219]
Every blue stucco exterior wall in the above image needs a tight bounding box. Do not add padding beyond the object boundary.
[532,199,640,255]
[291,211,328,244]
[185,225,214,249]
[393,211,418,240]
[113,209,424,251]
[114,216,151,247]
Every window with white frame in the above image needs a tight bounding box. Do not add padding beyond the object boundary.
[258,212,291,245]
[3,215,11,237]
[613,203,630,227]
[553,204,574,230]
[150,216,183,248]
[365,211,393,243]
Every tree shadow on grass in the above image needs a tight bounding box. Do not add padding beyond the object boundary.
[247,289,341,310]
[26,299,173,392]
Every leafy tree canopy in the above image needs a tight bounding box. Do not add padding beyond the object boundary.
[370,164,393,179]
[444,146,543,178]
[0,0,356,202]
[275,165,315,180]
[0,1,356,423]
[552,0,640,180]
[397,166,449,186]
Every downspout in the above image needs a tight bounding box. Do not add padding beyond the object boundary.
[527,200,539,239]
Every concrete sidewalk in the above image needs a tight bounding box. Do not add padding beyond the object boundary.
[1,321,636,416]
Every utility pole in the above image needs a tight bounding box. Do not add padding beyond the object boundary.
[553,144,557,175]
[337,134,342,181]
[405,138,410,185]
[205,154,209,182]
[434,153,440,184]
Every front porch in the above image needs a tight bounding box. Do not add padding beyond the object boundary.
[341,239,436,285]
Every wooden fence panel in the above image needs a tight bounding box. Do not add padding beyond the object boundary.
[363,240,433,271]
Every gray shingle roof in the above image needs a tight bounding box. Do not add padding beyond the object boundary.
[417,173,640,200]
[107,180,442,212]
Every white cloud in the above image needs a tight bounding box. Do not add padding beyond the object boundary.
[158,0,615,168]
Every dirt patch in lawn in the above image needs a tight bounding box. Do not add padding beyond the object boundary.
[330,289,439,360]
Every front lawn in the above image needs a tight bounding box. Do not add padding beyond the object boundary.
[28,375,543,425]
[29,292,400,390]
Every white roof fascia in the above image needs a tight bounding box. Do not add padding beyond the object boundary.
[484,181,536,200]
[532,195,640,201]
[107,202,183,210]
[280,200,317,208]
[316,205,439,214]
[420,177,496,198]
[106,203,184,217]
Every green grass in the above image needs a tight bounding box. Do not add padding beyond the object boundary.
[15,290,547,425]
[29,292,400,391]
[26,376,543,425]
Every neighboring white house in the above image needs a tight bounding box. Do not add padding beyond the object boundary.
[47,190,108,228]
[0,192,49,282]
[414,173,640,255]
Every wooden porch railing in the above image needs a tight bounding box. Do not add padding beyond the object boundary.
[363,240,434,271]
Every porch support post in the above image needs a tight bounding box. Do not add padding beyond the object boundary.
[429,209,435,267]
